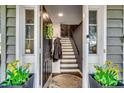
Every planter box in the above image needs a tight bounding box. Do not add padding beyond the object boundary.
[0,73,34,88]
[89,74,124,88]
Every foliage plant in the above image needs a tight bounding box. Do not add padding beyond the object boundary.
[1,60,31,86]
[44,24,53,39]
[94,60,121,86]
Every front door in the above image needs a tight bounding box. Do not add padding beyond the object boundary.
[88,6,106,73]
[17,5,41,87]
[16,5,35,72]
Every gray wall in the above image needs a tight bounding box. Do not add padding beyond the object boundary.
[72,23,82,71]
[1,5,16,80]
[107,5,124,80]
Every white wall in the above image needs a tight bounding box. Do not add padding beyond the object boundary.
[53,23,61,38]
[52,23,61,73]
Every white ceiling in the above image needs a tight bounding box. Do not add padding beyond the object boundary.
[44,5,82,25]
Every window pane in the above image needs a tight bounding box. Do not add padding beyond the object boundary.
[89,11,97,24]
[25,40,34,54]
[25,9,34,54]
[89,10,97,54]
[26,10,34,24]
[89,26,97,54]
[26,25,34,39]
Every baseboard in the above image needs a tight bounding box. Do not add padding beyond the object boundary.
[43,74,52,88]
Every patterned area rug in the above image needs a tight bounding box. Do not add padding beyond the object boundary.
[49,74,82,88]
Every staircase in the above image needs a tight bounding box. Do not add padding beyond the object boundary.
[60,37,80,73]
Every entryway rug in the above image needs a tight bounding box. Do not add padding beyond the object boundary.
[49,74,82,88]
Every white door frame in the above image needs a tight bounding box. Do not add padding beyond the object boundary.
[40,5,43,88]
[82,5,107,88]
[34,5,40,88]
[82,5,89,88]
[16,5,41,88]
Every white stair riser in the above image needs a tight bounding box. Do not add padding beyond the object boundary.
[61,64,78,68]
[61,59,77,62]
[61,41,71,43]
[62,44,72,46]
[60,40,71,42]
[62,49,73,51]
[62,50,77,53]
[62,52,78,55]
[62,46,73,49]
[61,39,70,41]
[61,69,80,72]
[61,42,71,44]
[62,55,77,59]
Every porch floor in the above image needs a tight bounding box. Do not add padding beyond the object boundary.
[49,73,82,88]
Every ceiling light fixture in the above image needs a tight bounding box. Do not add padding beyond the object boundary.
[58,13,63,17]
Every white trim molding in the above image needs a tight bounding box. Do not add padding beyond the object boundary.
[16,5,20,60]
[34,5,40,88]
[40,5,43,87]
[82,5,89,88]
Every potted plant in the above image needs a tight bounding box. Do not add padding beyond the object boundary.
[43,23,53,57]
[44,23,53,39]
[89,60,124,88]
[0,60,34,88]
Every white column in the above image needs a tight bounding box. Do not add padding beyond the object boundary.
[103,5,107,64]
[34,5,40,88]
[16,5,23,65]
[82,5,89,88]
[16,5,20,60]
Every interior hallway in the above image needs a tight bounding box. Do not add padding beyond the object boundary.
[42,5,82,88]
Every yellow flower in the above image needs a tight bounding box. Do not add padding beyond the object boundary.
[8,63,17,72]
[8,63,12,68]
[114,64,119,69]
[12,62,19,67]
[105,60,112,66]
[9,66,15,72]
